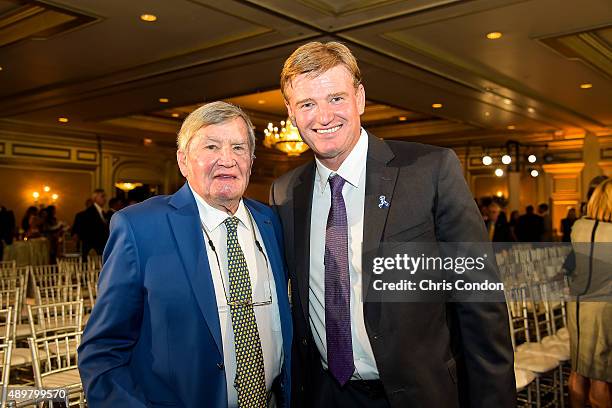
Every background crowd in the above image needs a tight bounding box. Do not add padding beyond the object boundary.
[0,189,133,263]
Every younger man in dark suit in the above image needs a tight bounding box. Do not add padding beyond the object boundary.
[270,41,515,408]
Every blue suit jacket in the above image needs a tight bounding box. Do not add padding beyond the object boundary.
[78,184,292,407]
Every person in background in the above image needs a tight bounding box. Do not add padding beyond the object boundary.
[105,197,125,222]
[538,203,553,241]
[21,206,38,237]
[485,202,513,242]
[508,210,520,242]
[561,208,577,243]
[515,205,543,243]
[41,205,64,263]
[0,205,15,260]
[580,175,609,216]
[26,207,44,238]
[567,178,612,408]
[71,198,92,252]
[78,189,109,260]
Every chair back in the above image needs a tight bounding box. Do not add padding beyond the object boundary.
[27,300,83,339]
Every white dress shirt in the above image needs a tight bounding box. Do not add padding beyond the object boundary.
[93,202,106,224]
[190,185,283,407]
[309,128,380,380]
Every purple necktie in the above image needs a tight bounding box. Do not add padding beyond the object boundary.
[325,174,354,386]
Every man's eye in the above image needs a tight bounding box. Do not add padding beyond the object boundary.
[205,145,218,150]
[300,102,313,109]
[331,96,343,103]
[233,145,245,150]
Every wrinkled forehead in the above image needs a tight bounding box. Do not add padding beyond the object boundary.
[189,118,250,148]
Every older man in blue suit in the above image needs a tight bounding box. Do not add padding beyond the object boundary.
[78,102,292,408]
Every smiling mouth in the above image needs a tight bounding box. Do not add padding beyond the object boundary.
[214,175,237,179]
[316,124,342,134]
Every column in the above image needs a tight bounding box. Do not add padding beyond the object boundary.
[582,132,601,200]
[507,171,521,214]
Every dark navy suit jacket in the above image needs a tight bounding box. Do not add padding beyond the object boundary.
[78,183,292,407]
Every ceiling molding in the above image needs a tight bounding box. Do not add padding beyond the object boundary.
[0,1,97,48]
[538,26,612,80]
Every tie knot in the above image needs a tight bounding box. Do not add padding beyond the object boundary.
[329,174,346,196]
[224,216,239,233]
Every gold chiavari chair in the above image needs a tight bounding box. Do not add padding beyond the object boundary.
[0,307,14,407]
[35,285,82,306]
[28,331,84,407]
[29,265,70,292]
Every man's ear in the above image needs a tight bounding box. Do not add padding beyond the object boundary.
[176,150,189,178]
[284,95,295,124]
[357,83,366,115]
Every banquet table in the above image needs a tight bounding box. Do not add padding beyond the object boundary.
[4,238,50,266]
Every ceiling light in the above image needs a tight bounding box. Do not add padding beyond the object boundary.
[32,192,40,199]
[503,99,512,105]
[579,83,592,89]
[432,103,443,109]
[58,117,69,123]
[0,66,3,71]
[530,169,539,178]
[528,154,536,163]
[495,168,504,177]
[482,155,493,166]
[171,113,179,118]
[51,193,59,200]
[501,154,512,165]
[257,99,266,105]
[527,107,535,113]
[143,138,153,146]
[554,130,564,137]
[486,32,503,40]
[484,112,490,117]
[496,191,503,197]
[140,14,157,22]
[398,116,407,121]
[115,182,143,192]
[43,186,50,192]
[158,97,169,103]
[507,125,515,130]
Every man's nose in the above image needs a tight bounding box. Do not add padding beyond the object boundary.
[217,146,236,166]
[317,105,334,125]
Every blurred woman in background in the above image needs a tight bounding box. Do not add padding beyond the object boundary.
[567,179,612,408]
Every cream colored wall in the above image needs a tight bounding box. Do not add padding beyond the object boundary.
[0,165,93,229]
[0,126,178,229]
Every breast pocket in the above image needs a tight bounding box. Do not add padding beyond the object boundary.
[385,219,435,242]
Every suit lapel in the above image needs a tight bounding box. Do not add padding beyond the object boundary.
[168,184,223,356]
[363,134,397,334]
[363,133,398,254]
[293,163,315,323]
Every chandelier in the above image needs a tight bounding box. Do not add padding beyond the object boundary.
[115,182,143,192]
[263,118,309,156]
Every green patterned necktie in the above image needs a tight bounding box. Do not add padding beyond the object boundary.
[224,216,267,408]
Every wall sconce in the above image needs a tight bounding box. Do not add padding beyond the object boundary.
[31,186,59,205]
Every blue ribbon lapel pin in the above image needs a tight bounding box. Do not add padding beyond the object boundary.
[378,195,390,208]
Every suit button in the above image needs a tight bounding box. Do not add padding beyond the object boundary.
[302,338,308,346]
[217,362,224,370]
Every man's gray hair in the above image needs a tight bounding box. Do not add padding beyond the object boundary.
[176,101,255,155]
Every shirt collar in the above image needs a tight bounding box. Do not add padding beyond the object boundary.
[315,127,368,192]
[188,183,250,232]
[93,202,104,214]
